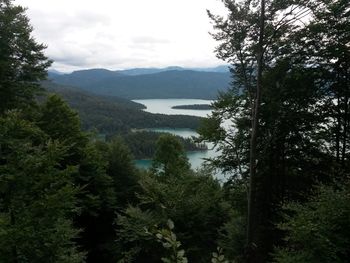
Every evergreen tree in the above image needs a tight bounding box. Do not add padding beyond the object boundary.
[0,0,51,114]
[38,94,118,262]
[151,134,190,177]
[273,183,350,263]
[0,111,83,262]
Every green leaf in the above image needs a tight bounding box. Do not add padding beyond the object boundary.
[167,219,175,230]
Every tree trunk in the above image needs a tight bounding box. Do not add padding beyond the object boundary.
[341,95,348,165]
[246,0,265,262]
[336,95,341,162]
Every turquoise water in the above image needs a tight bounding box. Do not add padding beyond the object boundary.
[144,128,198,138]
[134,159,152,170]
[132,99,225,179]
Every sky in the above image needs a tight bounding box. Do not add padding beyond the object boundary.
[15,0,228,73]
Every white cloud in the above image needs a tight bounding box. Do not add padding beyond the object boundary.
[15,0,228,72]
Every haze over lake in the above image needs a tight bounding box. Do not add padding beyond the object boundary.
[133,99,213,117]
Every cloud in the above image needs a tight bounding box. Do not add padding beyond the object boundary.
[131,36,170,45]
[15,0,228,72]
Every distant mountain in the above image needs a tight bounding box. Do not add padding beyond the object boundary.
[50,68,231,99]
[48,69,64,74]
[48,68,125,87]
[117,65,229,75]
[118,66,184,76]
[48,65,230,76]
[191,65,230,73]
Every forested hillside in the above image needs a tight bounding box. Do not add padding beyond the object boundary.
[1,0,349,263]
[50,69,231,99]
[42,81,203,133]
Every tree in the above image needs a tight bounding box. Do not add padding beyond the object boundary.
[38,95,119,262]
[0,111,83,262]
[38,94,88,164]
[151,134,190,177]
[0,0,51,114]
[300,0,350,168]
[103,138,140,207]
[273,183,350,263]
[207,1,328,261]
[116,170,231,263]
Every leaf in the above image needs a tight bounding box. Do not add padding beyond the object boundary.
[170,232,177,241]
[167,219,174,230]
[163,243,172,248]
[177,249,185,257]
[161,257,171,263]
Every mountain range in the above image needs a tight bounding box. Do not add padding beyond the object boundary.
[48,66,231,99]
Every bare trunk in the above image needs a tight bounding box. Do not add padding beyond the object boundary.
[341,95,348,165]
[246,0,265,262]
[336,95,341,162]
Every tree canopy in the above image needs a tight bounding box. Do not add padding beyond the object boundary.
[0,0,51,113]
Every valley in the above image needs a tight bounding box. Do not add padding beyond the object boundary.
[42,69,227,173]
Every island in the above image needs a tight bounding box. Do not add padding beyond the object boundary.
[171,104,213,110]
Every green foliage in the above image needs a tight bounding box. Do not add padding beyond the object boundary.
[38,94,88,161]
[273,184,350,263]
[42,81,203,133]
[37,95,120,262]
[103,138,140,207]
[121,131,206,159]
[152,219,188,263]
[116,168,232,263]
[211,247,230,263]
[0,0,51,113]
[116,206,163,262]
[206,0,350,261]
[151,134,191,177]
[217,179,248,263]
[0,111,83,262]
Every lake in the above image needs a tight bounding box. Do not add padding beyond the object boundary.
[133,99,225,180]
[133,99,213,117]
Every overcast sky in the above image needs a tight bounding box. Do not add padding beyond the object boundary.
[14,0,227,72]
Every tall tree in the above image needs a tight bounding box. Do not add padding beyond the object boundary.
[207,1,316,261]
[0,111,83,262]
[38,94,118,262]
[0,0,51,114]
[151,134,190,177]
[302,0,350,168]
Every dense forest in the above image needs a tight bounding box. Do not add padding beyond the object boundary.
[0,1,349,263]
[117,131,207,159]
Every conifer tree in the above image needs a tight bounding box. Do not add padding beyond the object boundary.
[0,0,51,113]
[0,112,83,262]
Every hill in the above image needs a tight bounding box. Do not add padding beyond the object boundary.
[42,81,203,134]
[49,68,231,99]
